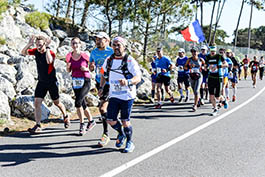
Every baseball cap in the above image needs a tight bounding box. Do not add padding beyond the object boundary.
[190,47,198,52]
[209,46,217,52]
[95,32,110,40]
[201,45,208,50]
[112,36,127,46]
[226,49,232,53]
[178,48,185,53]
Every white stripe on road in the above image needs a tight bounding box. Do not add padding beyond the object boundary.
[100,86,265,177]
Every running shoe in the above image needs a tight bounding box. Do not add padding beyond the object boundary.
[170,96,174,103]
[123,141,135,153]
[154,104,162,109]
[79,123,86,136]
[150,98,155,103]
[98,134,110,147]
[63,114,71,129]
[178,96,184,103]
[28,124,42,134]
[116,134,126,148]
[184,96,189,102]
[223,100,228,109]
[253,85,256,88]
[232,95,236,102]
[192,105,197,112]
[211,109,218,116]
[200,98,205,105]
[86,120,96,131]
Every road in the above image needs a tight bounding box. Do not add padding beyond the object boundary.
[1,77,265,177]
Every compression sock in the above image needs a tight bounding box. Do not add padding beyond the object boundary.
[111,121,124,135]
[124,126,133,142]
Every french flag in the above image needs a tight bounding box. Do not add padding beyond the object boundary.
[181,20,205,43]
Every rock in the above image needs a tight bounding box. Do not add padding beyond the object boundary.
[53,29,68,40]
[0,77,16,100]
[0,53,10,64]
[136,67,152,100]
[56,45,72,59]
[15,71,35,94]
[0,64,17,85]
[54,59,73,93]
[21,87,34,95]
[7,55,25,65]
[0,91,11,120]
[58,93,75,112]
[11,95,50,121]
[85,93,99,107]
[42,28,53,37]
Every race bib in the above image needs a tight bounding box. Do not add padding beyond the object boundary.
[244,64,248,67]
[253,66,257,71]
[156,67,162,73]
[96,66,101,75]
[72,77,84,89]
[110,80,128,95]
[209,64,218,73]
[190,67,200,73]
[151,68,157,73]
[228,72,233,79]
[178,66,184,72]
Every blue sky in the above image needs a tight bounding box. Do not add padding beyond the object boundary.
[25,0,265,43]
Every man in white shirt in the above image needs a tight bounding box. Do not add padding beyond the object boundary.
[99,36,141,153]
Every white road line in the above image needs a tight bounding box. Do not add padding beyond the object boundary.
[100,86,265,177]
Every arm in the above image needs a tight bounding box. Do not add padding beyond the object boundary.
[184,59,190,70]
[89,61,95,72]
[21,35,35,56]
[45,38,53,64]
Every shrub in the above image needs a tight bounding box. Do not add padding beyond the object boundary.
[0,0,8,18]
[25,11,51,30]
[0,36,6,45]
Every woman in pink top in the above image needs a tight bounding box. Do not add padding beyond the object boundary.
[66,37,95,135]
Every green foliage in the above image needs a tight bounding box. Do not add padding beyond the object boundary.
[25,11,51,30]
[202,25,229,45]
[0,0,8,18]
[0,36,6,45]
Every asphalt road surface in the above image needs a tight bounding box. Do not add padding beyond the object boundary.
[1,77,265,177]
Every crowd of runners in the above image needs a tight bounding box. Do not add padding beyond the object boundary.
[21,32,265,153]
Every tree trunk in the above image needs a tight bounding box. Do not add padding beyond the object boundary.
[212,0,226,44]
[55,0,61,17]
[143,21,150,64]
[65,0,72,19]
[80,0,90,28]
[72,0,77,25]
[200,0,203,28]
[132,0,137,39]
[234,0,245,47]
[160,13,166,40]
[208,0,216,44]
[248,0,253,50]
[105,0,112,38]
[118,17,123,35]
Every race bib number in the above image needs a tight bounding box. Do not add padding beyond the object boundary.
[110,80,127,95]
[72,77,84,89]
[156,67,162,73]
[244,64,248,67]
[151,68,157,73]
[228,72,233,79]
[178,66,184,72]
[253,66,257,71]
[209,64,218,73]
[190,67,200,73]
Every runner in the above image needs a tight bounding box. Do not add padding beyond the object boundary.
[154,47,174,109]
[89,32,113,146]
[185,47,204,111]
[242,55,250,80]
[220,48,231,105]
[227,50,240,102]
[205,45,228,116]
[249,56,259,88]
[21,35,68,134]
[150,54,164,103]
[259,56,264,80]
[66,37,95,136]
[100,36,142,153]
[176,48,190,103]
[198,45,208,105]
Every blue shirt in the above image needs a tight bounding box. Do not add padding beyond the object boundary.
[223,57,233,77]
[198,53,207,60]
[155,56,173,77]
[176,56,189,77]
[90,46,114,83]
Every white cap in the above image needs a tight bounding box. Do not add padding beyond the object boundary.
[178,48,185,53]
[95,32,110,40]
[201,45,208,50]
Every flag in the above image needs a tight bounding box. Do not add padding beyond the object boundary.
[181,20,205,43]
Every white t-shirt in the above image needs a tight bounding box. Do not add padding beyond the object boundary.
[101,55,141,100]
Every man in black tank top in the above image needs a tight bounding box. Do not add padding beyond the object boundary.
[21,35,69,134]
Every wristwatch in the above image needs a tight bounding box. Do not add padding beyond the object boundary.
[127,79,133,86]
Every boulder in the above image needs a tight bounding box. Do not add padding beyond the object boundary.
[56,45,72,59]
[15,71,35,94]
[0,64,17,85]
[0,77,16,100]
[85,93,99,107]
[11,95,50,121]
[53,29,68,40]
[136,67,152,99]
[0,91,11,120]
[58,93,75,112]
[0,53,10,64]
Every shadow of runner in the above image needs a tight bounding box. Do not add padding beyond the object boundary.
[0,147,119,167]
